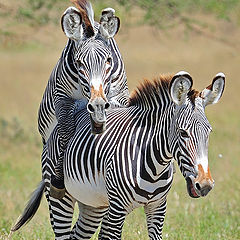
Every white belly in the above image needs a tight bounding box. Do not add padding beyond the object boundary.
[65,175,109,208]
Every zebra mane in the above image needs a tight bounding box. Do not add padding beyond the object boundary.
[70,0,95,37]
[129,74,199,107]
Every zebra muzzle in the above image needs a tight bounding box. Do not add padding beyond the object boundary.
[186,164,214,198]
[89,114,106,134]
[87,96,110,134]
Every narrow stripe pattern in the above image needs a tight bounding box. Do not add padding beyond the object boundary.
[39,21,129,239]
[43,75,214,239]
[38,22,129,145]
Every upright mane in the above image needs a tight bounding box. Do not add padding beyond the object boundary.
[129,74,173,107]
[70,0,95,37]
[129,74,200,107]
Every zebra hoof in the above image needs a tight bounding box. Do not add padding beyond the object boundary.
[49,185,66,199]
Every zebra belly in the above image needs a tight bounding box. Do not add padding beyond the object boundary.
[65,175,109,208]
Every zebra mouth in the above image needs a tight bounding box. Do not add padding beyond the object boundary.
[92,122,105,134]
[186,177,200,198]
[90,116,106,134]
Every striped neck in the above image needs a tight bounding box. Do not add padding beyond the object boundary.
[127,76,176,175]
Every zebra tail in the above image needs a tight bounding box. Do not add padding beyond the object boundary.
[11,180,45,232]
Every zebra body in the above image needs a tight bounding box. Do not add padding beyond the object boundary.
[12,71,225,239]
[37,0,128,199]
[65,105,174,209]
[64,71,224,239]
[37,0,129,237]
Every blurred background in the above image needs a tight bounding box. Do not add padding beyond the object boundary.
[0,0,239,239]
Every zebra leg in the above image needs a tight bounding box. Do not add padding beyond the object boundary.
[45,183,75,240]
[98,201,127,240]
[50,96,76,199]
[144,199,167,240]
[43,146,76,240]
[70,202,108,240]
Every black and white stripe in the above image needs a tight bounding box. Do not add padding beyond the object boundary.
[13,72,225,239]
[62,72,224,239]
[37,2,128,239]
[38,33,128,144]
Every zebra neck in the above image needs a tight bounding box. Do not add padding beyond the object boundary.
[131,104,173,180]
[62,40,77,67]
[148,109,173,173]
[57,40,79,84]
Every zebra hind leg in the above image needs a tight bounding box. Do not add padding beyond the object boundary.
[70,202,108,240]
[43,157,75,239]
[98,200,127,240]
[45,185,75,240]
[144,199,167,240]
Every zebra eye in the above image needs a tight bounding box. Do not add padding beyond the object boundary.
[76,60,83,68]
[179,129,189,138]
[106,57,112,65]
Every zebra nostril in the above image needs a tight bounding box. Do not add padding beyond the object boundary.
[195,182,201,191]
[87,103,95,113]
[105,102,110,110]
[201,186,212,196]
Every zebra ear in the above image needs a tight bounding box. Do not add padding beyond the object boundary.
[99,8,120,40]
[200,73,225,107]
[170,71,193,105]
[61,7,83,41]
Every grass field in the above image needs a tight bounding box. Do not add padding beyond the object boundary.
[0,8,240,240]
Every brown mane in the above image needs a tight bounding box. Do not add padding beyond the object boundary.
[188,89,200,103]
[70,0,94,37]
[129,74,199,107]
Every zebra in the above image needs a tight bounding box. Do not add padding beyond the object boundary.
[12,71,225,239]
[38,0,129,198]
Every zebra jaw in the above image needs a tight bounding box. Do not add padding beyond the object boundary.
[89,115,106,134]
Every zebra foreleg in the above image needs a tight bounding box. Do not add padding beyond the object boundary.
[98,200,127,240]
[70,202,108,240]
[50,96,76,199]
[144,199,167,240]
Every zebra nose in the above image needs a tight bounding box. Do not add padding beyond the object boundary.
[195,181,214,197]
[87,101,110,113]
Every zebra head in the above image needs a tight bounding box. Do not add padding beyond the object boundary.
[169,71,225,198]
[61,1,120,134]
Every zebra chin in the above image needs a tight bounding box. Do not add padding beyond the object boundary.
[89,115,106,134]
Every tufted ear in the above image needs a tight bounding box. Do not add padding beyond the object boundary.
[61,7,83,41]
[170,71,193,105]
[200,73,225,107]
[99,8,120,40]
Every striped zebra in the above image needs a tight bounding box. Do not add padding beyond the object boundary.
[12,71,225,239]
[38,0,129,198]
